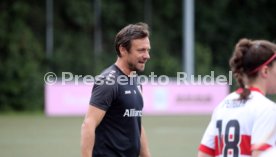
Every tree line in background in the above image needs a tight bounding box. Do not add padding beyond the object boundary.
[1,0,276,111]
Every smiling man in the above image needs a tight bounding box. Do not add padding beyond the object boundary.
[81,23,151,157]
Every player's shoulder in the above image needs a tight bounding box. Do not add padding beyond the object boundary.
[99,64,121,77]
[223,90,275,107]
[215,91,275,110]
[90,65,120,87]
[216,91,240,107]
[95,65,123,81]
[249,91,276,116]
[250,91,276,107]
[211,92,238,115]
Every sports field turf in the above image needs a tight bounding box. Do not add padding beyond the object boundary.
[0,114,211,157]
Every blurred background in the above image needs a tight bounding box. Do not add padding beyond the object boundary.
[1,0,276,157]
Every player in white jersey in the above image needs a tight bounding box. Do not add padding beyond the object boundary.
[198,38,276,157]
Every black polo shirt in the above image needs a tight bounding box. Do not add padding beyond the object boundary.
[89,64,143,157]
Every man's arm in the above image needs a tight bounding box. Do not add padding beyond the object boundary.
[139,126,151,157]
[81,105,106,157]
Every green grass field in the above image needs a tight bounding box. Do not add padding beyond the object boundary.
[0,114,211,157]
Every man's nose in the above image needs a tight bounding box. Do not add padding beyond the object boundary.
[144,51,150,59]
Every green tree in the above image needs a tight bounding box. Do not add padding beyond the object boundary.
[0,0,45,111]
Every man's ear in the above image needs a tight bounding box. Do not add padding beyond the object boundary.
[119,45,127,57]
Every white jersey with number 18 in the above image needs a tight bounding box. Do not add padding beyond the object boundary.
[199,88,276,157]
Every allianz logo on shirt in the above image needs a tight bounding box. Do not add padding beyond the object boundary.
[123,109,142,117]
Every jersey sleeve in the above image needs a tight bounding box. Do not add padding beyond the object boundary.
[89,78,118,111]
[199,111,218,156]
[251,104,276,151]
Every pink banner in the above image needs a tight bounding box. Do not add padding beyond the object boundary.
[142,83,228,115]
[45,83,228,116]
[45,83,91,116]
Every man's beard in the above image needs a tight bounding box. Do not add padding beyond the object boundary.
[128,62,144,74]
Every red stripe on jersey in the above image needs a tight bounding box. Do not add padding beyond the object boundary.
[198,144,215,156]
[214,135,251,156]
[252,143,272,151]
[236,87,264,95]
[240,135,251,155]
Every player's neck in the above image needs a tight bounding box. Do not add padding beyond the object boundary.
[246,84,266,95]
[245,75,267,95]
[115,58,132,76]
